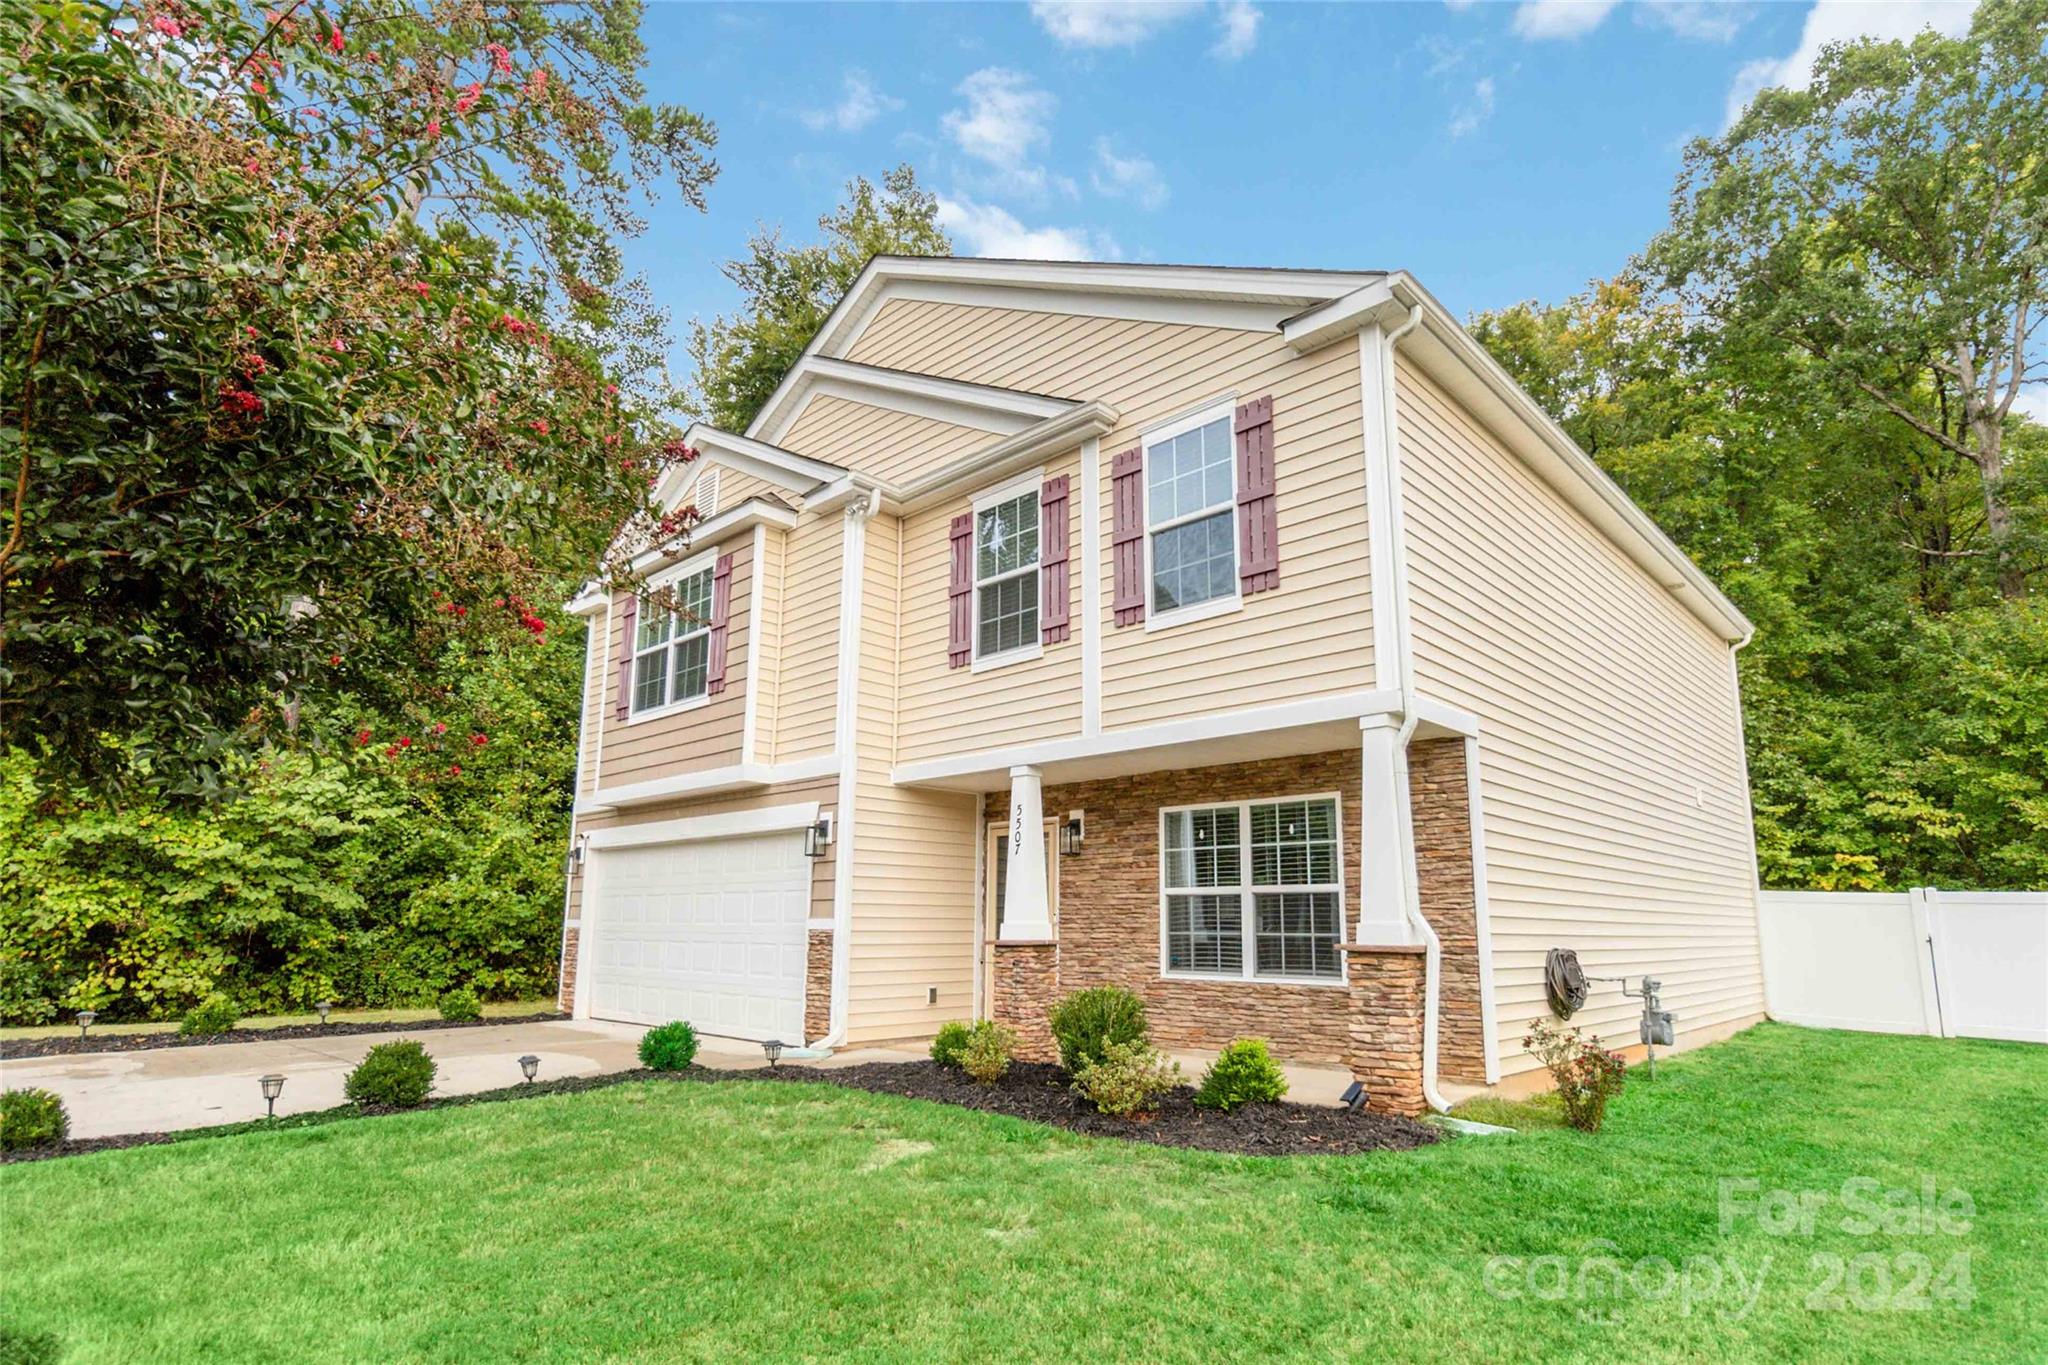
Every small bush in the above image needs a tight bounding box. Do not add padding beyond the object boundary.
[1194,1038,1289,1111]
[0,1088,69,1151]
[959,1020,1017,1085]
[638,1020,699,1071]
[1074,1039,1181,1118]
[437,987,482,1022]
[929,1020,974,1068]
[343,1040,437,1108]
[178,995,239,1035]
[1047,986,1149,1076]
[1524,1018,1627,1132]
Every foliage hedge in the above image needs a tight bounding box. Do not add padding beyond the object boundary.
[1047,986,1150,1076]
[0,1089,69,1151]
[638,1021,699,1071]
[0,628,579,1025]
[344,1041,438,1109]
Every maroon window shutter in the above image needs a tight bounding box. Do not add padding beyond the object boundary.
[1235,395,1279,595]
[1110,446,1145,626]
[1039,474,1071,645]
[705,552,736,695]
[614,593,638,720]
[948,513,974,668]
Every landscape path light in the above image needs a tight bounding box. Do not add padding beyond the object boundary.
[259,1074,287,1120]
[519,1055,540,1084]
[76,1010,96,1041]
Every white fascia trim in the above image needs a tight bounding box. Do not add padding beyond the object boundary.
[683,425,844,488]
[1411,695,1480,738]
[582,801,822,851]
[622,498,797,578]
[892,688,1401,788]
[1289,273,1752,645]
[564,581,607,618]
[888,401,1122,515]
[1462,734,1502,1085]
[574,752,838,815]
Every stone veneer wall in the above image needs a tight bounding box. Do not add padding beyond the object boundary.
[990,942,1059,1061]
[1407,738,1487,1083]
[556,925,579,1014]
[805,929,833,1043]
[1341,945,1427,1114]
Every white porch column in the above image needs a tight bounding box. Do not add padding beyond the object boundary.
[1357,715,1414,944]
[1001,764,1054,941]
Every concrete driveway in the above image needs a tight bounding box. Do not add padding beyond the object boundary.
[0,1021,914,1140]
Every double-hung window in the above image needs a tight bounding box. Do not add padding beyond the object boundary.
[629,560,715,715]
[974,484,1039,661]
[1162,795,1344,982]
[1146,404,1237,619]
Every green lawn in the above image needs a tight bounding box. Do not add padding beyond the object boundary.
[3,1024,2042,1363]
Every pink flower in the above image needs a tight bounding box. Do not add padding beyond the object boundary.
[250,77,267,95]
[529,418,549,436]
[328,653,341,666]
[486,42,513,75]
[398,736,413,749]
[455,82,481,114]
[425,117,441,139]
[410,281,430,298]
[242,156,262,176]
[356,728,373,745]
[471,733,489,747]
[448,763,462,776]
[326,26,343,53]
[152,16,183,37]
[431,721,447,735]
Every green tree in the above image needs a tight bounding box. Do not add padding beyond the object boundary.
[685,164,949,432]
[1,0,716,795]
[1647,0,2047,599]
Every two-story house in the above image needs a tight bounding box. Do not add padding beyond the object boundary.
[556,257,1767,1114]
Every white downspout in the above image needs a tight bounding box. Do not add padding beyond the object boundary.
[1374,302,1452,1114]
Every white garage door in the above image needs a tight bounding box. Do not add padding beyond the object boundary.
[585,831,810,1041]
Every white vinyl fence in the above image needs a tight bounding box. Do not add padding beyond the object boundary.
[1757,889,2048,1044]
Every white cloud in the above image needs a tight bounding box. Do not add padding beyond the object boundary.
[1641,1,1752,42]
[2014,384,2048,426]
[1212,0,1262,59]
[1510,0,1618,40]
[1030,1,1201,47]
[1444,0,1479,10]
[936,196,1119,261]
[798,70,903,134]
[943,68,1066,198]
[1448,76,1497,137]
[1724,0,1976,126]
[1091,137,1170,210]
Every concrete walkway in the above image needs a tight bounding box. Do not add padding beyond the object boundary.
[0,1021,919,1140]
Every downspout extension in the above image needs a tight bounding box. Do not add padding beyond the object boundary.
[1376,303,1451,1115]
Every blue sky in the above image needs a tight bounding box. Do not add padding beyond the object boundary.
[622,1,1979,381]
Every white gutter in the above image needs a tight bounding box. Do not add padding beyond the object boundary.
[1371,302,1453,1116]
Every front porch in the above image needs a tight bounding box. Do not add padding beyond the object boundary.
[959,741,1491,1116]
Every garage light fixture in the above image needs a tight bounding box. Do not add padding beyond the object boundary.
[76,1010,96,1041]
[803,814,833,859]
[519,1054,540,1084]
[259,1073,287,1119]
[563,834,589,878]
[1061,811,1085,857]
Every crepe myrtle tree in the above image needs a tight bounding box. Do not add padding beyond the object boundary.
[0,0,716,796]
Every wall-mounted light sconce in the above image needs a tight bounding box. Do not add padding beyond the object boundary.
[1061,811,1085,857]
[562,834,589,878]
[804,813,834,859]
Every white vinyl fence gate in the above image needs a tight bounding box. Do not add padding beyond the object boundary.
[1757,889,2048,1044]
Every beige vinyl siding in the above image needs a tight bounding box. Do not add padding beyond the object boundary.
[896,450,1084,764]
[596,535,752,788]
[847,513,980,1041]
[774,507,844,761]
[575,608,606,798]
[777,392,992,487]
[695,464,783,512]
[848,298,1375,729]
[1396,356,1763,1079]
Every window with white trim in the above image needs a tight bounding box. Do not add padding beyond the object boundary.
[974,487,1039,659]
[1162,795,1343,981]
[1146,408,1236,616]
[630,562,715,714]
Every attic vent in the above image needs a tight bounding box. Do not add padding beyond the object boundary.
[697,467,720,518]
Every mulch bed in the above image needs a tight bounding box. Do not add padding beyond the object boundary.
[1,1057,1440,1165]
[749,1060,1442,1155]
[0,1012,570,1061]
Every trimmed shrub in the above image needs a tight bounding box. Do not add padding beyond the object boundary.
[1524,1018,1628,1133]
[959,1020,1017,1086]
[437,987,482,1022]
[929,1020,973,1068]
[638,1020,699,1071]
[178,995,239,1035]
[343,1040,436,1108]
[1047,985,1149,1076]
[1074,1040,1181,1118]
[0,1088,69,1151]
[1194,1038,1289,1112]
